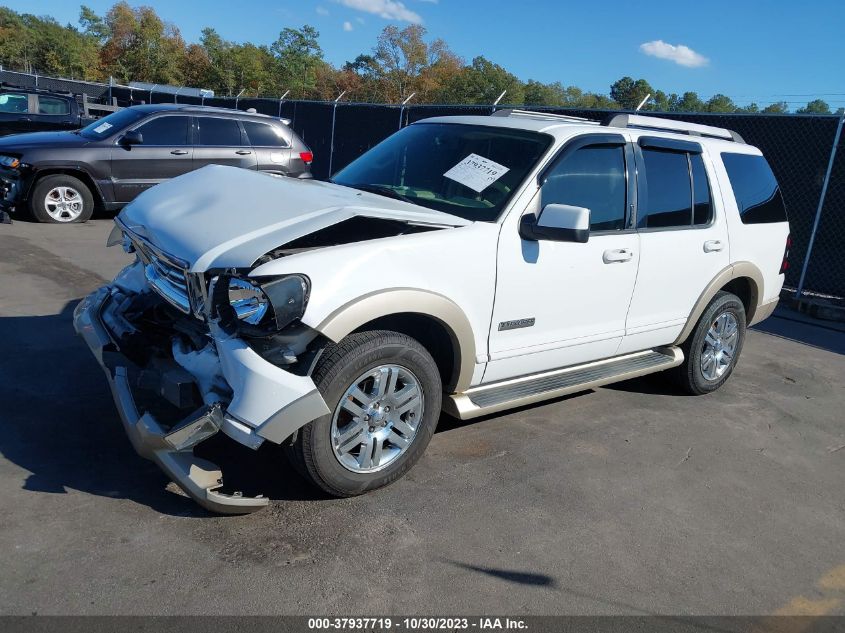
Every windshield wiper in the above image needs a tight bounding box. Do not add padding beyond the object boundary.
[347,183,414,205]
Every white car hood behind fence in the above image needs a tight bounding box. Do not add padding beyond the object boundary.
[118,165,470,272]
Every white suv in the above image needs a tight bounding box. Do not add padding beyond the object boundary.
[74,110,790,513]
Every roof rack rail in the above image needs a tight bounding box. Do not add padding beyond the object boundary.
[492,109,598,124]
[602,113,745,143]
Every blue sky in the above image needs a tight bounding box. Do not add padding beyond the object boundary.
[8,0,845,107]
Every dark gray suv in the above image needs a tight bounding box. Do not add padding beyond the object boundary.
[0,104,313,223]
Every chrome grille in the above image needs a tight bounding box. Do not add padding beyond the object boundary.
[125,232,192,313]
[143,252,191,313]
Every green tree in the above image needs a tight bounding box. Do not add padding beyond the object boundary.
[272,25,324,98]
[705,94,737,113]
[796,99,831,114]
[762,101,789,113]
[610,76,653,110]
[453,56,524,105]
[675,91,706,112]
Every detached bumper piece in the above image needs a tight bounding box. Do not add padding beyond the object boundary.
[73,287,269,514]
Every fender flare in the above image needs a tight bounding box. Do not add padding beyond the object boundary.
[674,261,765,345]
[313,288,477,392]
[28,166,107,206]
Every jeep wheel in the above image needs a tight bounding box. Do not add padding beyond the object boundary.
[30,174,94,223]
[674,291,747,395]
[287,330,442,497]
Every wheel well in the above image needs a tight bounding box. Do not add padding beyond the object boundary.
[354,313,459,390]
[720,276,758,321]
[30,169,104,209]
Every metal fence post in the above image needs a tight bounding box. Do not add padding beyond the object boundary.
[796,111,845,298]
[398,93,415,130]
[328,91,347,178]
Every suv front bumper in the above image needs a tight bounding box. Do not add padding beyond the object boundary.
[73,283,329,514]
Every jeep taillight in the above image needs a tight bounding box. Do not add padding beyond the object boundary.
[299,151,313,165]
[779,234,791,274]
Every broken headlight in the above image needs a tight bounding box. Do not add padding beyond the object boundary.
[211,274,310,332]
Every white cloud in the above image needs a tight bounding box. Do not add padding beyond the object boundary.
[336,0,423,24]
[316,6,330,15]
[639,40,709,68]
[343,20,354,31]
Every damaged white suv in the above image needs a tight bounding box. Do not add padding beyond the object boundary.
[75,110,790,513]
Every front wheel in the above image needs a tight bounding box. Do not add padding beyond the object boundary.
[29,174,95,223]
[287,330,442,497]
[673,291,747,395]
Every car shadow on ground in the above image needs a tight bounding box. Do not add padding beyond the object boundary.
[0,301,327,518]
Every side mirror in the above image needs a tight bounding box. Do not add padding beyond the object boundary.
[519,203,590,243]
[121,129,143,146]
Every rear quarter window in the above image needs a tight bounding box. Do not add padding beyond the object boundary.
[243,120,289,147]
[721,153,787,224]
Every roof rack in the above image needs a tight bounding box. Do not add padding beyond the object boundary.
[492,109,598,125]
[603,113,745,143]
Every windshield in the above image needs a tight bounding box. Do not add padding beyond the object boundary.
[79,108,147,140]
[332,123,552,222]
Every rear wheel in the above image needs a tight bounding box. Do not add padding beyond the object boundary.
[674,291,746,395]
[29,174,94,224]
[286,330,442,497]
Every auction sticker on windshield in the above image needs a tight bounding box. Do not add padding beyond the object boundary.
[93,122,113,134]
[444,153,509,193]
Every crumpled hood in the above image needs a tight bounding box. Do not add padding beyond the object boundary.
[118,165,470,272]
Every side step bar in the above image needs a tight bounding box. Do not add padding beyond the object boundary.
[444,347,683,420]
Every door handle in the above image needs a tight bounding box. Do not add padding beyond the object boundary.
[703,240,724,253]
[170,149,189,155]
[235,150,252,155]
[603,248,633,264]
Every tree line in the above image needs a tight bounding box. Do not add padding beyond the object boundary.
[0,2,834,114]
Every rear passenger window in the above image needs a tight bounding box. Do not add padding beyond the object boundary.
[639,149,692,228]
[243,121,288,147]
[197,117,242,146]
[37,96,70,115]
[541,145,627,231]
[639,148,713,228]
[721,153,787,224]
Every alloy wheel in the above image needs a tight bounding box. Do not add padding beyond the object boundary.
[330,364,424,473]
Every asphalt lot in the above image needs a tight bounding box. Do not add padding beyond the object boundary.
[1,217,844,616]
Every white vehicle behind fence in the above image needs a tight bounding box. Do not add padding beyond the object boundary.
[74,110,790,513]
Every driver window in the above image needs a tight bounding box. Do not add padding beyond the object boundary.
[541,145,627,231]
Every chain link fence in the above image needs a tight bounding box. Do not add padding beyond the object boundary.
[1,69,843,301]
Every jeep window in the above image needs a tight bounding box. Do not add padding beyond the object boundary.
[332,123,552,222]
[135,115,190,145]
[0,93,29,113]
[721,152,787,224]
[37,96,70,116]
[79,108,147,139]
[197,116,242,146]
[541,145,626,231]
[243,120,289,147]
[639,148,694,228]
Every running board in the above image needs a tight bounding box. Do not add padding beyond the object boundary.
[444,347,683,420]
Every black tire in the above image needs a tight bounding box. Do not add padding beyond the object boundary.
[29,174,94,224]
[286,330,442,497]
[673,291,747,395]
